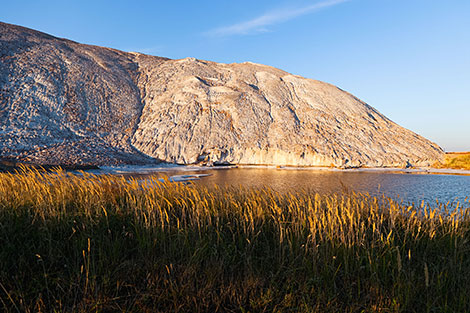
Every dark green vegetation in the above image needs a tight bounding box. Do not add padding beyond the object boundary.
[1,168,469,312]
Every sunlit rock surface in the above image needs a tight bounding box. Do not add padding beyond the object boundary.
[0,22,444,167]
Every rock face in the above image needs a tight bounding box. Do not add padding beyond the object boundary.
[0,22,444,167]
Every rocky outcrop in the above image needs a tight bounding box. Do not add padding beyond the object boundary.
[0,22,444,167]
[0,22,162,165]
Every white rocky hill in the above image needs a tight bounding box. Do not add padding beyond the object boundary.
[0,22,443,167]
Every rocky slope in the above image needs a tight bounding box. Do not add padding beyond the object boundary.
[0,22,444,167]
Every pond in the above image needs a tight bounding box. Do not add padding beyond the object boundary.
[95,165,470,206]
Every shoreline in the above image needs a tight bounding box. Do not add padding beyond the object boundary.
[97,164,470,176]
[2,160,470,176]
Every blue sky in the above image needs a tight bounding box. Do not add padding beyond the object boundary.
[2,0,469,151]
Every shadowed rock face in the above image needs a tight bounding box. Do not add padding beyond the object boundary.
[0,22,443,167]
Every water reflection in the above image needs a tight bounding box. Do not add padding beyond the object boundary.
[147,168,470,206]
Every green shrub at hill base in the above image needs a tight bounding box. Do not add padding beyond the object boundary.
[0,167,469,312]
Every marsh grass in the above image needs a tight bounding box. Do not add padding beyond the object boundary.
[0,167,469,312]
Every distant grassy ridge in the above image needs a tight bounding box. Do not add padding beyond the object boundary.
[1,167,470,312]
[434,152,470,170]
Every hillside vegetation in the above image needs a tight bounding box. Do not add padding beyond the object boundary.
[434,152,470,170]
[0,168,469,312]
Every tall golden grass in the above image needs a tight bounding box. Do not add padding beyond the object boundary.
[0,166,469,312]
[434,152,470,170]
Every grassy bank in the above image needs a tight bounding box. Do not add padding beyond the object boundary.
[434,152,470,170]
[0,168,469,312]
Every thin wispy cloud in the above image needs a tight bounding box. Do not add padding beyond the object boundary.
[206,0,350,37]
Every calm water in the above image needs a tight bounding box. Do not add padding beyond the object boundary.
[108,166,470,206]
